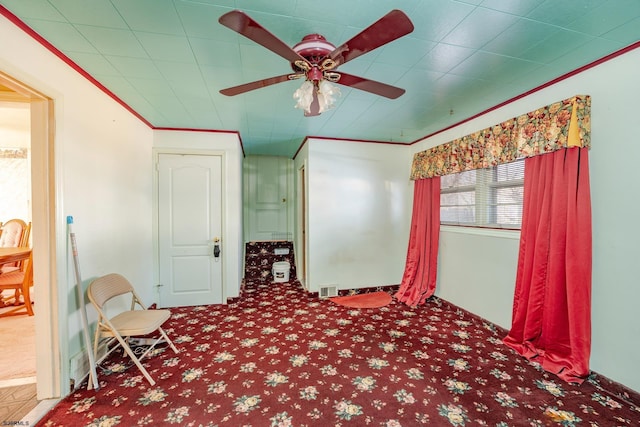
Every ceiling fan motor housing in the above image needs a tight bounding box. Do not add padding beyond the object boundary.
[292,34,335,71]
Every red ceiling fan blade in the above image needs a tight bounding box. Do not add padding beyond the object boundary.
[327,10,414,68]
[220,74,301,96]
[334,72,405,99]
[219,10,307,64]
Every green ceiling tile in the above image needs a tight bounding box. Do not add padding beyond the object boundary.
[442,7,519,49]
[176,1,236,41]
[0,0,66,21]
[482,18,557,59]
[566,0,640,37]
[479,0,540,15]
[551,36,627,72]
[363,62,410,87]
[25,19,97,54]
[156,61,203,85]
[49,0,127,28]
[432,73,484,97]
[410,0,475,42]
[136,32,195,62]
[451,51,540,84]
[91,74,162,118]
[202,66,245,92]
[238,43,284,71]
[112,0,184,35]
[519,29,594,64]
[70,52,120,76]
[105,56,163,80]
[449,50,500,79]
[416,43,475,73]
[396,68,444,97]
[190,39,240,67]
[526,0,605,26]
[375,37,437,68]
[603,16,640,44]
[145,94,190,119]
[169,78,210,99]
[236,0,299,17]
[76,25,148,57]
[182,98,219,125]
[126,77,174,97]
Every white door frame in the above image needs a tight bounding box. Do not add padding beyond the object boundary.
[152,148,227,304]
[297,161,308,288]
[0,72,61,399]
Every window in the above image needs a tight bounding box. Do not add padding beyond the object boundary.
[440,159,524,229]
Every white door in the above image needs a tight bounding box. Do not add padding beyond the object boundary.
[244,155,293,241]
[157,153,223,307]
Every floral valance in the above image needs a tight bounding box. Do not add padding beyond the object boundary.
[410,95,591,180]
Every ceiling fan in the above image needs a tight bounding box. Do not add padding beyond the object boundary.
[218,9,414,116]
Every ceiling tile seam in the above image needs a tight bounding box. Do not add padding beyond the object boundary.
[435,2,482,44]
[180,37,224,125]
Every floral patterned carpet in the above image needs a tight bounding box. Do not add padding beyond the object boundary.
[37,278,640,426]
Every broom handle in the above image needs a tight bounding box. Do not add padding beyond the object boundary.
[67,216,99,391]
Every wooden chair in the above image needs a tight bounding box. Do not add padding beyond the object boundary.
[87,273,179,386]
[0,219,32,274]
[0,252,34,317]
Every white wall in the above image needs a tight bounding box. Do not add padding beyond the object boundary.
[0,13,154,397]
[411,47,640,393]
[153,130,244,300]
[437,228,520,329]
[301,138,412,292]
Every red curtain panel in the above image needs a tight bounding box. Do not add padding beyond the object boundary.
[395,177,440,307]
[504,147,592,383]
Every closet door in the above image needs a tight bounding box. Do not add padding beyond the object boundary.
[157,153,223,307]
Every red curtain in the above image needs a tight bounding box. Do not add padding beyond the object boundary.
[395,177,440,307]
[503,147,592,384]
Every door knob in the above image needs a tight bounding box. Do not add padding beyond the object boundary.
[212,237,221,258]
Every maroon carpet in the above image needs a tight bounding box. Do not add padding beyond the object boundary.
[36,279,640,426]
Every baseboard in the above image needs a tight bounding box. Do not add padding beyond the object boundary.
[69,342,108,390]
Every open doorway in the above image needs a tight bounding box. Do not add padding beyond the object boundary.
[0,71,60,401]
[0,87,34,384]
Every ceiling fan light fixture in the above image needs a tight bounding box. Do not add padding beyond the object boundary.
[293,80,341,115]
[317,80,340,113]
[293,80,314,114]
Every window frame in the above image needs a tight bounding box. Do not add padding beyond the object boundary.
[440,159,524,230]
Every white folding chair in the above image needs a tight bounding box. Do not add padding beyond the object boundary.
[87,273,178,386]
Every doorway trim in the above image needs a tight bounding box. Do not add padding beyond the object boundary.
[0,71,60,399]
[297,162,307,288]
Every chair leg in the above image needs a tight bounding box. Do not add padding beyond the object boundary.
[22,284,33,316]
[158,327,179,354]
[113,334,156,386]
